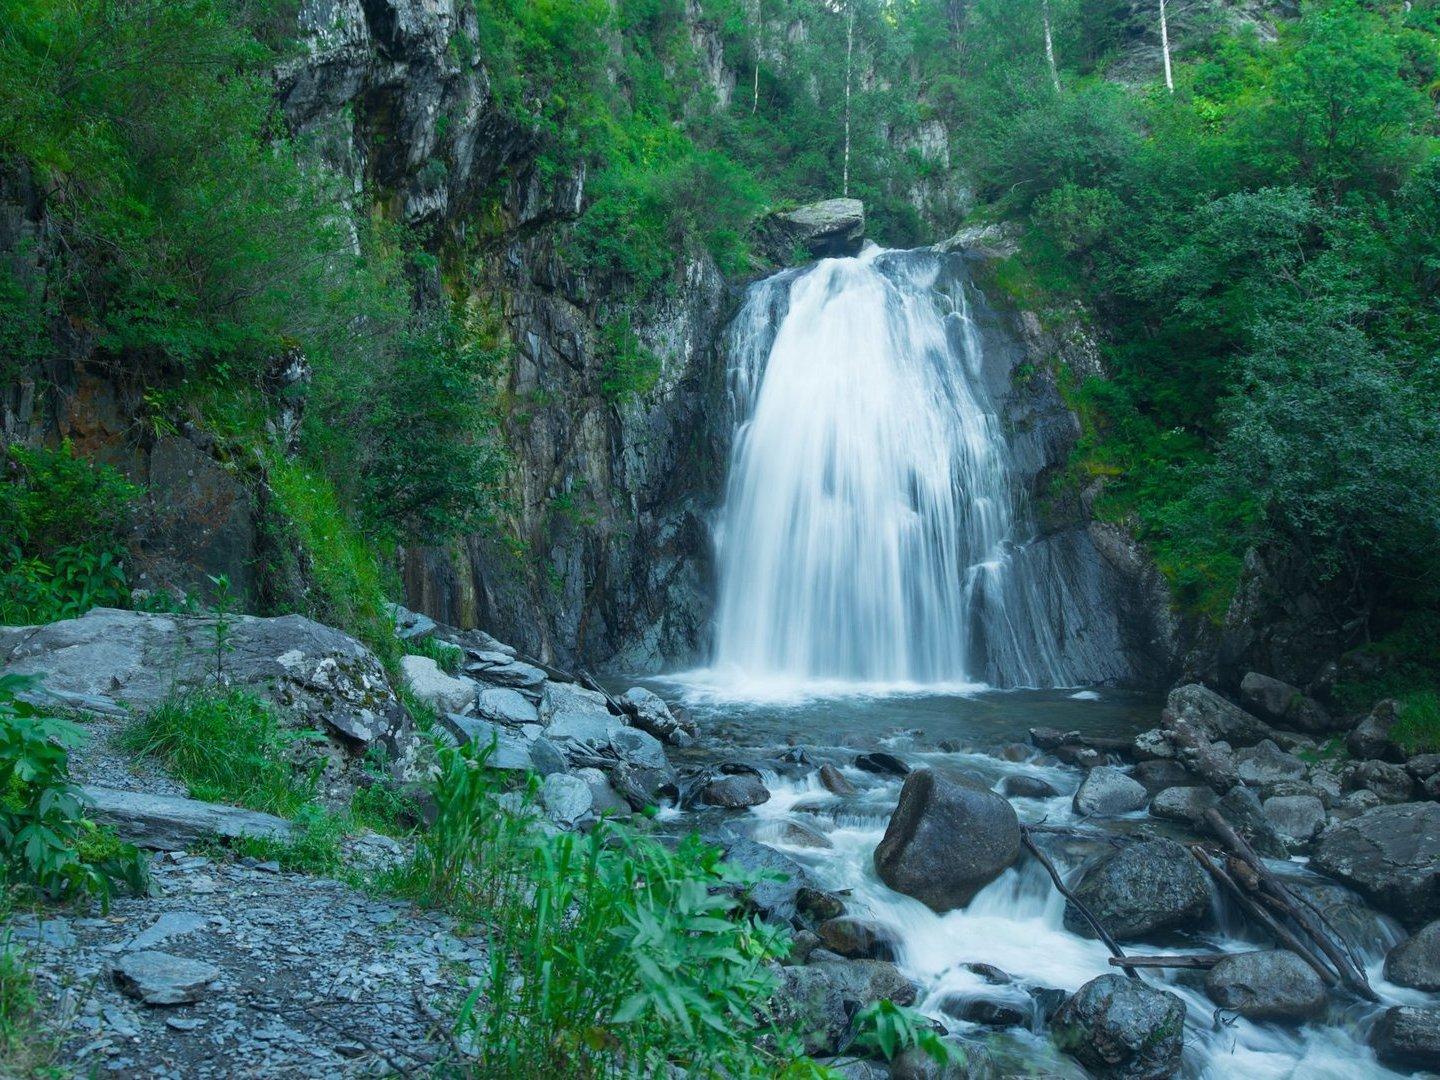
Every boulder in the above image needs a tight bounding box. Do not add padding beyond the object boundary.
[764,198,865,260]
[1261,795,1326,846]
[1312,802,1440,928]
[1370,1006,1440,1072]
[387,603,436,641]
[776,958,918,1056]
[1384,920,1440,991]
[1001,774,1059,799]
[765,819,833,849]
[1342,760,1416,804]
[1052,974,1186,1079]
[474,687,539,728]
[701,773,771,808]
[464,654,547,690]
[1216,786,1290,858]
[1202,950,1328,1023]
[874,770,1021,912]
[113,951,221,1005]
[1234,740,1306,788]
[1166,684,1271,745]
[938,994,1030,1028]
[1150,786,1218,827]
[399,655,477,715]
[815,917,898,961]
[436,715,532,770]
[1064,839,1212,941]
[1073,767,1148,817]
[1,608,416,789]
[1130,760,1193,796]
[1238,672,1336,733]
[540,773,593,826]
[721,837,812,922]
[81,786,297,851]
[855,751,909,777]
[818,763,857,795]
[1347,700,1406,762]
[617,686,695,746]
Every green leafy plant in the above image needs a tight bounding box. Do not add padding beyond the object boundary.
[405,635,463,676]
[0,674,148,902]
[849,999,953,1065]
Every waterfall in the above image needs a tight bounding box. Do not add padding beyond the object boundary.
[711,246,1121,689]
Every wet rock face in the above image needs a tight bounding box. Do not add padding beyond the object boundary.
[761,198,866,259]
[1312,802,1440,929]
[1385,920,1440,991]
[1371,1006,1440,1072]
[874,769,1021,913]
[1238,672,1336,733]
[1063,839,1212,942]
[1052,974,1186,1079]
[1202,950,1328,1023]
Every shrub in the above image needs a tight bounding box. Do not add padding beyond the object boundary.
[0,674,148,902]
[385,742,819,1077]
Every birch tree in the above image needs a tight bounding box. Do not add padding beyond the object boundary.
[843,0,855,196]
[1042,0,1061,93]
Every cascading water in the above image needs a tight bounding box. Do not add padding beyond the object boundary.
[711,246,1123,689]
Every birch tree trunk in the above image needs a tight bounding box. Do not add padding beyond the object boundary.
[1042,0,1061,93]
[843,0,854,197]
[1160,0,1174,92]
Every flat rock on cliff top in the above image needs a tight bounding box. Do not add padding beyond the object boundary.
[764,198,865,259]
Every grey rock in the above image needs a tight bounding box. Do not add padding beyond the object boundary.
[1312,802,1440,928]
[1130,759,1192,795]
[540,681,617,745]
[1052,974,1186,1079]
[1342,760,1416,804]
[1166,684,1271,745]
[874,770,1021,913]
[1239,672,1336,733]
[1150,785,1218,826]
[1262,795,1326,845]
[1073,767,1148,817]
[766,819,833,849]
[1384,920,1440,991]
[539,773,593,826]
[701,773,770,808]
[721,837,812,922]
[1203,950,1328,1023]
[818,763,857,795]
[126,912,210,952]
[617,686,695,745]
[1064,839,1212,941]
[11,917,76,949]
[765,198,865,259]
[1347,700,1406,762]
[855,751,910,777]
[1217,785,1291,858]
[527,737,569,777]
[81,786,297,851]
[399,655,477,715]
[575,767,630,818]
[437,714,533,770]
[815,917,897,961]
[938,993,1030,1028]
[1234,740,1306,788]
[467,657,546,689]
[474,687,539,727]
[1405,752,1440,780]
[1001,774,1059,799]
[113,951,221,1005]
[387,603,436,641]
[1370,1006,1440,1072]
[777,958,918,1056]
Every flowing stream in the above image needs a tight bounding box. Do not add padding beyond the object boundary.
[655,246,1416,1077]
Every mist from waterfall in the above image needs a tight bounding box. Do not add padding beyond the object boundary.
[710,247,1109,690]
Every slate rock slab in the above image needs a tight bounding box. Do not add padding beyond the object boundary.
[114,951,221,1005]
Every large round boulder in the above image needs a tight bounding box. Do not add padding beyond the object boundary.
[1073,767,1148,817]
[1063,839,1212,941]
[1052,974,1186,1079]
[1202,950,1328,1023]
[874,769,1020,912]
[1312,802,1440,929]
[1370,1006,1440,1072]
[1385,920,1440,991]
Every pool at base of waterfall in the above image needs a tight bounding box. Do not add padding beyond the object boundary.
[635,681,1421,1080]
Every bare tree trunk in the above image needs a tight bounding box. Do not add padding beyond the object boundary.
[1042,0,1061,93]
[1160,0,1174,92]
[752,62,759,114]
[843,0,855,197]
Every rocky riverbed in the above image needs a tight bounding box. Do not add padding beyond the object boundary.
[4,607,1440,1076]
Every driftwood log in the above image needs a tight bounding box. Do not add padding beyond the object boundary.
[1106,954,1226,970]
[1021,827,1141,979]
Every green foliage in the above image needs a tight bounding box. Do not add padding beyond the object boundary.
[121,689,321,819]
[0,924,60,1078]
[850,999,953,1065]
[405,636,463,676]
[384,741,818,1077]
[0,674,148,902]
[597,313,661,402]
[1391,690,1440,755]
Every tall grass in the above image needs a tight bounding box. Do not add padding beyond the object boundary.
[384,743,825,1078]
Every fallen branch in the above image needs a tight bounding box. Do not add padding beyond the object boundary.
[1190,846,1337,988]
[1021,826,1141,979]
[1106,954,1226,970]
[1202,809,1377,1002]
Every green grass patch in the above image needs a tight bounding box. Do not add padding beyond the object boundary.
[405,636,463,675]
[1391,690,1440,755]
[0,924,61,1078]
[121,690,321,818]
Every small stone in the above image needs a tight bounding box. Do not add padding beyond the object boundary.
[165,1017,205,1032]
[815,918,897,961]
[701,773,770,808]
[113,952,221,1006]
[1001,774,1058,799]
[855,752,909,777]
[127,912,209,952]
[818,763,857,795]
